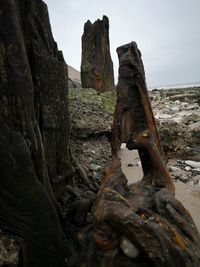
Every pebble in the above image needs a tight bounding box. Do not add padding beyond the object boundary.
[193,168,200,173]
[158,114,172,119]
[170,106,180,112]
[170,166,181,172]
[120,237,140,258]
[89,163,101,171]
[121,143,127,149]
[185,166,191,171]
[180,102,189,107]
[194,180,200,186]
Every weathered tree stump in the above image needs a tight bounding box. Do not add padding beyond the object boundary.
[1,1,200,265]
[89,42,200,267]
[0,0,69,265]
[81,16,115,92]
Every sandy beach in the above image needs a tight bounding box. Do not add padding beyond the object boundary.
[119,146,200,232]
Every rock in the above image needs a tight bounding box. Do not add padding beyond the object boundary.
[185,161,200,169]
[90,163,101,171]
[69,87,114,184]
[169,94,199,102]
[120,237,140,258]
[0,231,19,266]
[193,168,200,173]
[169,166,181,172]
[168,163,191,183]
[185,166,191,171]
[177,175,190,183]
[189,121,200,131]
[158,114,172,120]
[170,106,180,112]
[182,113,200,125]
[69,88,115,137]
[180,102,189,108]
[158,121,196,159]
[81,16,115,92]
[120,143,127,149]
[194,176,200,185]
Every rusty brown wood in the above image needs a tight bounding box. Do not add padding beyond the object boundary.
[111,42,164,157]
[90,42,200,267]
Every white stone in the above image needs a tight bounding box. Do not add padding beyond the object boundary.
[180,102,189,107]
[170,106,180,112]
[189,121,200,131]
[121,143,127,149]
[185,161,200,169]
[120,237,140,258]
[170,166,181,172]
[159,114,172,119]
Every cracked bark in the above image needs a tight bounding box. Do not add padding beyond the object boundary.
[89,42,200,267]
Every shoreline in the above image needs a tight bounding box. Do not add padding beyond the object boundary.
[119,146,200,232]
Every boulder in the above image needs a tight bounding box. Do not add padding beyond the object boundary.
[181,113,200,125]
[158,121,196,158]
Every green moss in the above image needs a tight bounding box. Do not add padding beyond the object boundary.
[68,88,116,133]
[69,88,116,115]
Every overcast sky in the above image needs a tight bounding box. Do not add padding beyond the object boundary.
[45,0,200,87]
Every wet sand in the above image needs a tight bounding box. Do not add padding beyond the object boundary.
[175,182,200,231]
[118,145,200,232]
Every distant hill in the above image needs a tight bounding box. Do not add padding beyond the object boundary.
[67,65,81,88]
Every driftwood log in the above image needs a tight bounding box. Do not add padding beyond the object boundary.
[89,42,200,267]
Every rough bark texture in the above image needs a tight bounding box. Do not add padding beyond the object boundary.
[88,42,200,266]
[81,15,115,92]
[0,0,70,265]
[111,42,164,157]
[1,2,200,265]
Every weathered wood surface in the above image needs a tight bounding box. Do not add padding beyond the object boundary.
[81,16,114,92]
[1,2,200,265]
[0,0,69,265]
[90,42,200,267]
